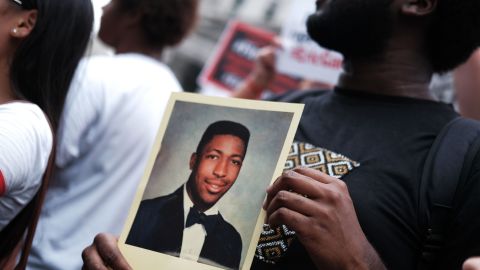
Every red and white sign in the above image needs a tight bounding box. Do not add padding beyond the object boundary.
[199,21,302,95]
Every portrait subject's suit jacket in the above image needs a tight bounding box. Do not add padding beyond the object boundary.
[126,186,242,269]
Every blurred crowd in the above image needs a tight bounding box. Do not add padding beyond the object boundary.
[2,0,480,270]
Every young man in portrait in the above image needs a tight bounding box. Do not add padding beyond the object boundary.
[126,120,250,270]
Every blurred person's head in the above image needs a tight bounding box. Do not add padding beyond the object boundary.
[4,0,94,130]
[98,0,199,55]
[187,121,250,212]
[306,0,480,73]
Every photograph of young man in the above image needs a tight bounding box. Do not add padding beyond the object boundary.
[126,120,250,270]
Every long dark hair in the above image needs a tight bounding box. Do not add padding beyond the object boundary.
[10,0,94,130]
[0,0,93,265]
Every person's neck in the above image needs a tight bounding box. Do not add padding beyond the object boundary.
[337,32,436,101]
[114,42,164,62]
[0,59,16,104]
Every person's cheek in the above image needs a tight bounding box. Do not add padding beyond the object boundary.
[227,164,241,185]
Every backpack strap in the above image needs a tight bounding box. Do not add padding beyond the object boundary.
[418,117,480,269]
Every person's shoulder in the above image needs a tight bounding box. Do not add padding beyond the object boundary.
[75,54,134,79]
[215,214,242,258]
[267,89,330,103]
[74,54,152,78]
[119,54,182,89]
[76,54,116,72]
[0,101,46,119]
[0,102,52,196]
[102,53,173,76]
[83,53,182,93]
[217,214,241,240]
[2,103,53,158]
[69,55,115,91]
[0,102,52,142]
[140,188,183,210]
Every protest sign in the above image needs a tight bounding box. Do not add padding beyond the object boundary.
[199,21,302,95]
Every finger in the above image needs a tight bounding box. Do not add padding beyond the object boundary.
[267,206,310,235]
[265,170,324,208]
[82,245,109,270]
[271,37,284,49]
[292,167,337,185]
[94,234,132,270]
[266,189,327,218]
[257,47,276,70]
[294,167,350,198]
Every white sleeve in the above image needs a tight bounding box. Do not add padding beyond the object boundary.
[55,58,104,168]
[0,104,52,230]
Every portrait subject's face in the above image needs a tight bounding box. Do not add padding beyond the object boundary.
[188,134,246,211]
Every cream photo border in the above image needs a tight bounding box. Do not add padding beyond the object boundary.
[119,92,303,270]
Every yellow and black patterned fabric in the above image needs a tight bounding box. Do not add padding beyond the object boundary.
[255,141,360,264]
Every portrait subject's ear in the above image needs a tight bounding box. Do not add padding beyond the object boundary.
[401,0,437,16]
[189,153,197,170]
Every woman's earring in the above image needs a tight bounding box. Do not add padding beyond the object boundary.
[12,28,18,35]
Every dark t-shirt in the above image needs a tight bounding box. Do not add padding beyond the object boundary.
[252,88,480,269]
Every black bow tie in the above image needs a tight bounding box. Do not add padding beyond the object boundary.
[186,207,218,234]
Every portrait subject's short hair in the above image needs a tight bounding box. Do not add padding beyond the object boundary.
[196,121,250,156]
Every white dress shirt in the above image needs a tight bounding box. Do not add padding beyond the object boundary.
[180,185,219,261]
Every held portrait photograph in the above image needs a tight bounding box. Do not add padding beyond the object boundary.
[119,93,303,270]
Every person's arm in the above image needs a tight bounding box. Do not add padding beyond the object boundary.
[263,167,386,270]
[0,105,52,230]
[232,46,277,99]
[82,233,132,270]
